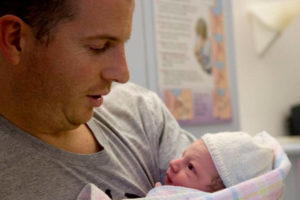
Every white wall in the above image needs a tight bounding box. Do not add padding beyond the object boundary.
[232,0,300,136]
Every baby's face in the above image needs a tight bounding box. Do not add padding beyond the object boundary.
[165,139,219,192]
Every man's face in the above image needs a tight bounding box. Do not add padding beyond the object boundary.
[164,139,219,192]
[15,0,134,132]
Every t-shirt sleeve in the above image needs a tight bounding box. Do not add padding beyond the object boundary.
[144,91,196,183]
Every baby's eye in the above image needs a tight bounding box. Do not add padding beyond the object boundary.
[188,163,194,171]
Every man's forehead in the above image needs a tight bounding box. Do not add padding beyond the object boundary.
[77,0,135,11]
[71,0,134,42]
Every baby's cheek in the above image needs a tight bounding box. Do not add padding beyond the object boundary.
[175,176,187,186]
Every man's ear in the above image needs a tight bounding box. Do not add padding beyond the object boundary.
[0,15,27,65]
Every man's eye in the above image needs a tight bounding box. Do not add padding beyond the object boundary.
[89,43,110,54]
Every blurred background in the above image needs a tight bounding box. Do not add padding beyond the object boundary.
[125,0,300,137]
[233,0,300,138]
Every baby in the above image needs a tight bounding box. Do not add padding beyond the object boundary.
[76,132,274,200]
[152,131,274,195]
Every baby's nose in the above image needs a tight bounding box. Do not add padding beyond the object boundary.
[169,159,181,173]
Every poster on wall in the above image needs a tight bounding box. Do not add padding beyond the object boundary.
[153,0,232,125]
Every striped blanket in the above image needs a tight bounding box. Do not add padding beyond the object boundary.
[77,132,291,200]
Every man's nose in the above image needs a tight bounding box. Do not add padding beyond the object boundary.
[101,44,130,84]
[169,158,182,173]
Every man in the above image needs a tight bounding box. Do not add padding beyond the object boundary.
[0,0,194,199]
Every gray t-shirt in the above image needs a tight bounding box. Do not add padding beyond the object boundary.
[0,83,195,200]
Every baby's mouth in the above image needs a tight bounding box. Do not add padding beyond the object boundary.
[165,172,173,185]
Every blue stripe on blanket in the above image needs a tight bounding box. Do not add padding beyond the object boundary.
[204,196,213,200]
[278,168,286,179]
[230,188,239,200]
[275,153,286,168]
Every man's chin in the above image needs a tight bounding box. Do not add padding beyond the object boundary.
[69,109,94,127]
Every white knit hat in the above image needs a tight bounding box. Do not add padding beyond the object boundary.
[201,132,274,187]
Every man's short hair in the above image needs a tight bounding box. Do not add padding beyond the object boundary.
[0,0,77,43]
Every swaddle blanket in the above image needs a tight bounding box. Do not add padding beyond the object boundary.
[77,131,291,200]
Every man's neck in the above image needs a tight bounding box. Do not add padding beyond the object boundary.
[0,96,103,154]
[0,113,103,154]
[30,124,103,154]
